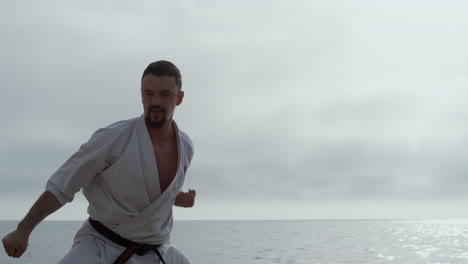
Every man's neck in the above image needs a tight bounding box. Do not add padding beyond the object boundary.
[146,120,174,144]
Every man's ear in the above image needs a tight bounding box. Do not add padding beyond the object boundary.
[176,91,184,106]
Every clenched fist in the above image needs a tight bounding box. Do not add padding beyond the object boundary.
[2,227,31,258]
[175,189,196,207]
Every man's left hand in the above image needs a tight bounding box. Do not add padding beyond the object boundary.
[175,189,196,208]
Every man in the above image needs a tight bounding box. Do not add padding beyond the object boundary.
[2,60,196,263]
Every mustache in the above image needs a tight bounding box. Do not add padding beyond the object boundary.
[149,106,165,113]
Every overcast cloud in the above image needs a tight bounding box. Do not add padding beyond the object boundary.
[1,0,468,220]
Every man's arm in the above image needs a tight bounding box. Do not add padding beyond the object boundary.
[2,191,63,258]
[174,189,196,208]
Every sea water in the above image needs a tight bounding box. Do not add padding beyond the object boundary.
[1,219,468,264]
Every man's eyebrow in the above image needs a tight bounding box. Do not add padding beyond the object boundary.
[160,89,174,93]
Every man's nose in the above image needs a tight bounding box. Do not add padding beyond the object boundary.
[151,95,161,105]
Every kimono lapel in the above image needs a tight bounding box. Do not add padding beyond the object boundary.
[136,115,162,201]
[136,115,183,202]
[113,116,186,244]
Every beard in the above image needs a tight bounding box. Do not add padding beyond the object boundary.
[145,106,168,129]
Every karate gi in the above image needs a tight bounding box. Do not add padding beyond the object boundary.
[45,115,194,264]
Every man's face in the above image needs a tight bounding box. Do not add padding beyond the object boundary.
[141,75,184,129]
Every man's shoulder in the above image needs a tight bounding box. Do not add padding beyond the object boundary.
[90,117,138,140]
[105,117,138,130]
[178,129,193,147]
[178,129,194,161]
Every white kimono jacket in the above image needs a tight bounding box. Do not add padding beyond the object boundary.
[46,115,194,263]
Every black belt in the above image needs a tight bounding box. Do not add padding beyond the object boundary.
[88,218,167,264]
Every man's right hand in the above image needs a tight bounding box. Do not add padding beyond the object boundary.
[2,191,63,259]
[2,227,31,258]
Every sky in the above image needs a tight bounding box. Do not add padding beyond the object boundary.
[1,0,468,220]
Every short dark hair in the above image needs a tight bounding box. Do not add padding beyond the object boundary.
[141,60,182,91]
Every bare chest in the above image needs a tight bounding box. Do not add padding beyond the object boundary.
[153,142,179,193]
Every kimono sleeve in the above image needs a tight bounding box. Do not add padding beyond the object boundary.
[45,125,126,204]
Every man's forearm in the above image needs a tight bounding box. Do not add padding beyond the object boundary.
[17,191,63,233]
